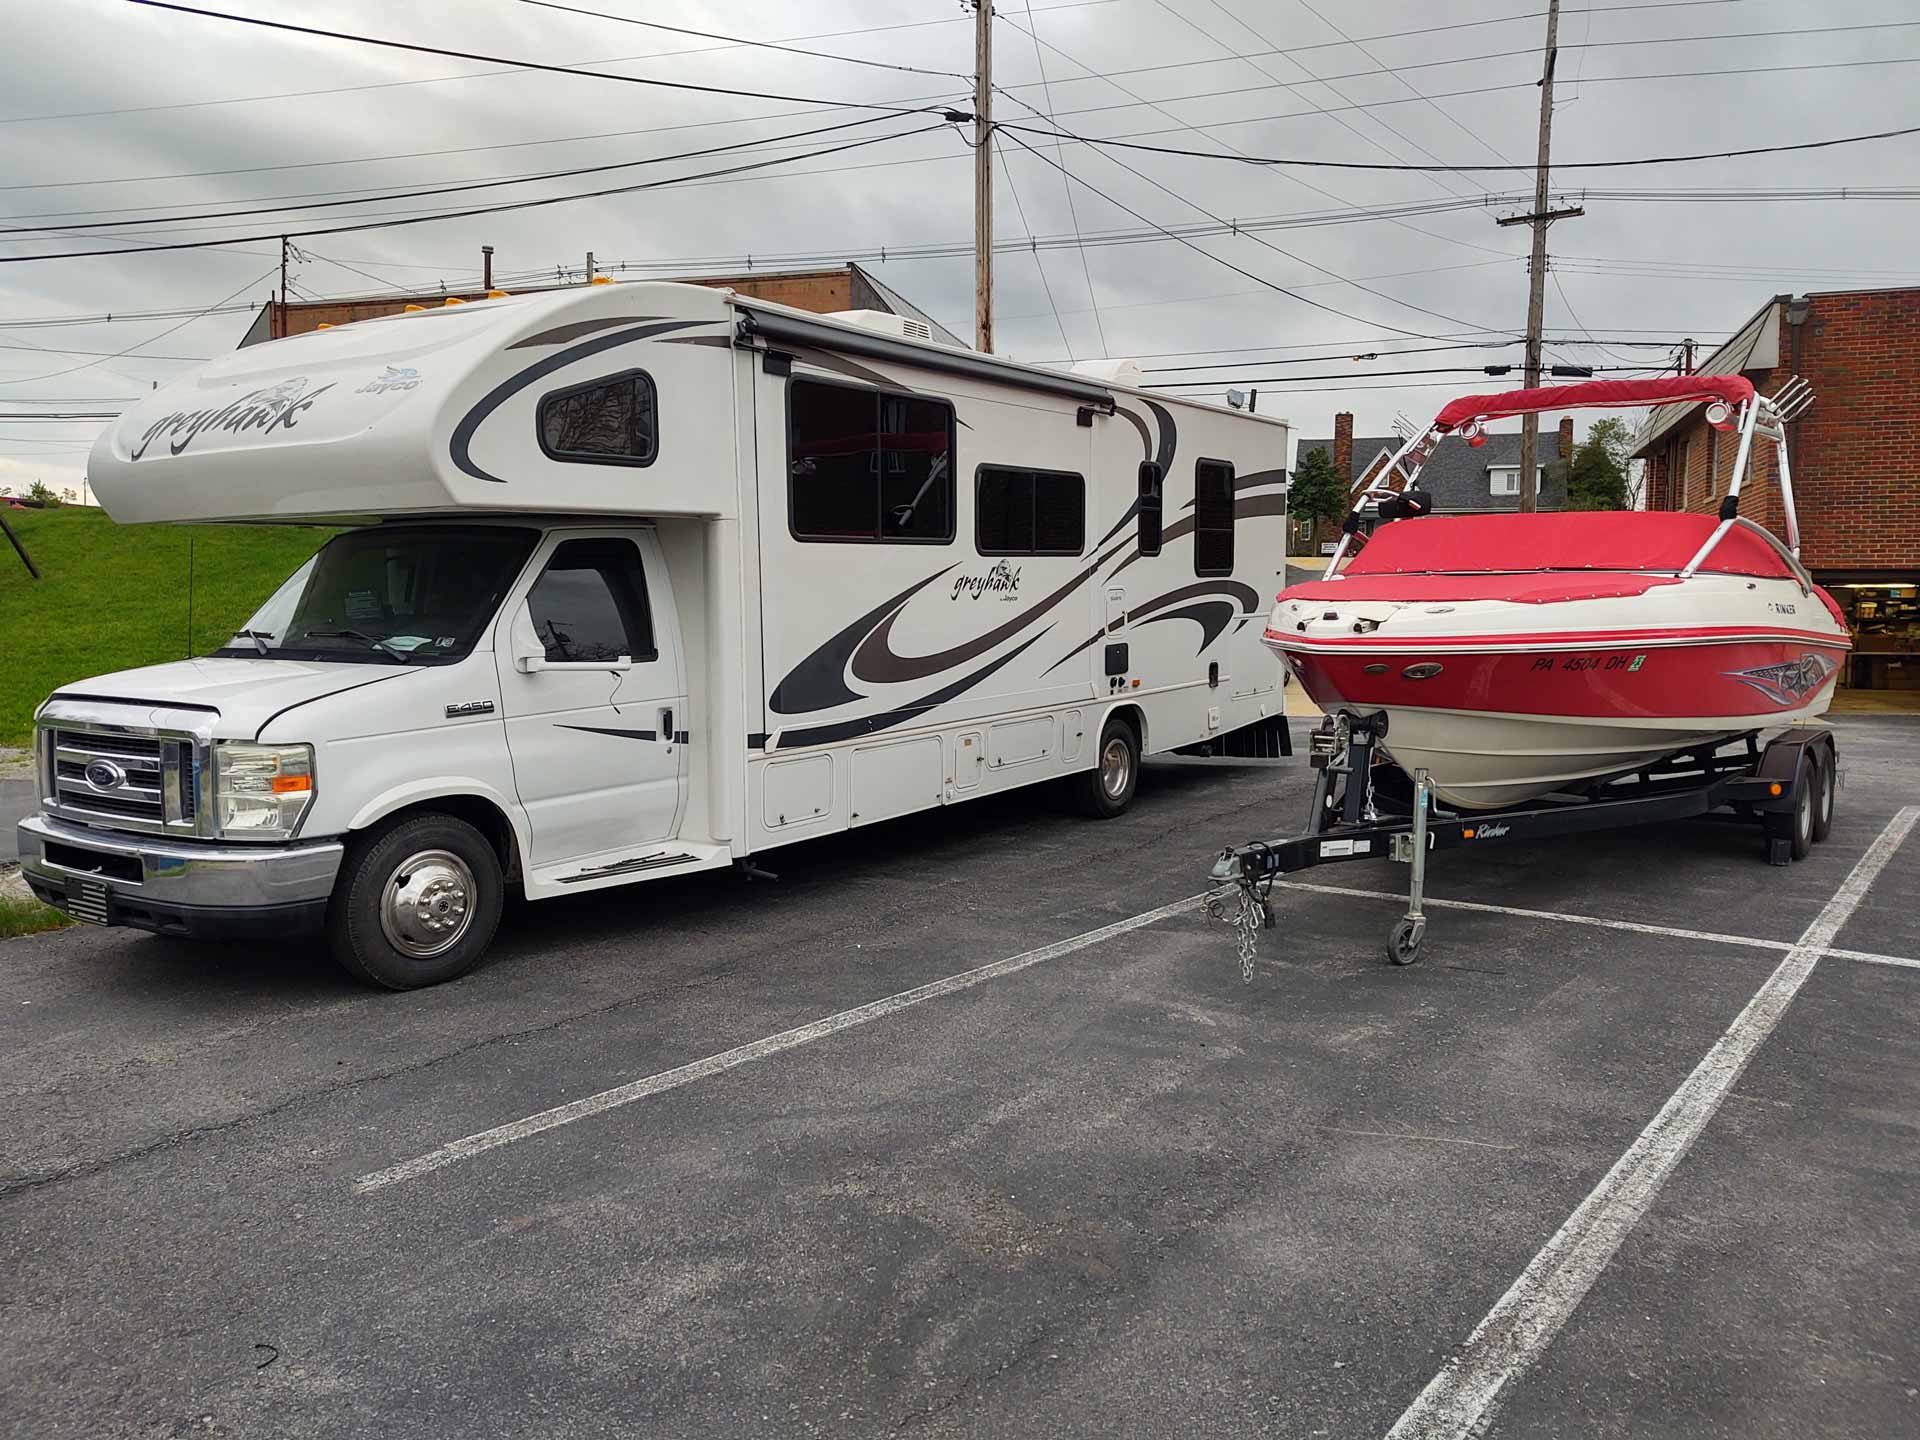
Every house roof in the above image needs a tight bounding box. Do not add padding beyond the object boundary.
[1631,293,1786,456]
[1294,431,1567,512]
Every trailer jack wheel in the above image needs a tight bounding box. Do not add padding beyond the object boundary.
[1387,916,1425,966]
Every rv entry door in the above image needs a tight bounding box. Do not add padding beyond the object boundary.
[496,530,686,868]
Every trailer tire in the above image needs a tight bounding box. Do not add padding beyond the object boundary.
[1788,754,1815,862]
[327,812,504,990]
[1073,715,1140,819]
[1810,744,1835,843]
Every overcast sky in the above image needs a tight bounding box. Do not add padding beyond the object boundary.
[3,0,1917,499]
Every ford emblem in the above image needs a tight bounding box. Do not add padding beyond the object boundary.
[84,758,126,791]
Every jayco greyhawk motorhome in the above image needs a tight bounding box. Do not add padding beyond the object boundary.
[18,281,1290,987]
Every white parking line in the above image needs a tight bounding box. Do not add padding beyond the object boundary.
[1383,804,1919,1440]
[1277,880,1920,972]
[355,893,1209,1194]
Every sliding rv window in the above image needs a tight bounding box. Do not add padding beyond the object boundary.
[1193,458,1235,576]
[1137,461,1164,556]
[537,369,657,466]
[788,378,955,543]
[975,466,1085,556]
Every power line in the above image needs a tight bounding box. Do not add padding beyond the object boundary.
[1019,0,1107,358]
[119,0,972,119]
[1146,363,1653,388]
[997,128,1498,343]
[0,126,946,265]
[0,266,279,385]
[0,114,904,235]
[996,118,1920,174]
[512,0,969,79]
[993,131,1075,360]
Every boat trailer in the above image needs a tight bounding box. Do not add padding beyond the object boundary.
[1207,710,1838,979]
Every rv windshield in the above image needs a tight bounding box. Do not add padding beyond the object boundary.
[215,526,539,664]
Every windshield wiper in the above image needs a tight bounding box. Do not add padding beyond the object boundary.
[298,627,413,663]
[230,629,274,656]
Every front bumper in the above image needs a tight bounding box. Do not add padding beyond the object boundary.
[16,813,343,940]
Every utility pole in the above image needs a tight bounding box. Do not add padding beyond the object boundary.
[1493,0,1581,511]
[586,251,596,282]
[971,0,993,353]
[1680,338,1696,375]
[482,244,494,290]
[278,234,289,340]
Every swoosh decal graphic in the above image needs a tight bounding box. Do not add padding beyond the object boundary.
[849,542,1123,687]
[1097,403,1177,546]
[1137,600,1239,654]
[558,724,658,741]
[769,567,956,715]
[1114,491,1290,576]
[450,318,707,483]
[776,629,1054,748]
[1179,467,1288,510]
[507,314,669,349]
[1042,579,1260,675]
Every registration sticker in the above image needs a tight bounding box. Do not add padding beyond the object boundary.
[1319,839,1370,858]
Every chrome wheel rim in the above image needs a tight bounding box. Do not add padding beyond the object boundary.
[379,848,476,959]
[1100,735,1133,800]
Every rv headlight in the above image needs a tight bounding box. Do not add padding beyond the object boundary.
[212,741,315,839]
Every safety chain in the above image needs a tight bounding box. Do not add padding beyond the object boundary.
[1206,847,1275,984]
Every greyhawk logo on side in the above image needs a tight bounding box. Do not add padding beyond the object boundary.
[1725,652,1838,706]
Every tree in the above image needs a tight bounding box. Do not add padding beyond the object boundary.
[1562,416,1632,511]
[1289,444,1347,534]
[26,479,61,508]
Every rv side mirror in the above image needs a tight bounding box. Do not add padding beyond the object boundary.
[510,600,633,673]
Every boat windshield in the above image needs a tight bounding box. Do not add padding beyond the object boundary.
[213,526,540,664]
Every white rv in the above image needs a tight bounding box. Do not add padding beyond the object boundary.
[19,281,1290,987]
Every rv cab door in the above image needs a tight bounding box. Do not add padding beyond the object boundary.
[495,529,686,868]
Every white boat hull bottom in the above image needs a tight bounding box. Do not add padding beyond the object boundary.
[1374,703,1833,810]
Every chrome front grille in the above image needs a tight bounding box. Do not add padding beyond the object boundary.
[40,721,205,837]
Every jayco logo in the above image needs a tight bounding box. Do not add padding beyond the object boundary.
[952,560,1021,602]
[356,365,421,395]
[130,377,334,461]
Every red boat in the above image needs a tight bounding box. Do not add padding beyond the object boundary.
[1264,376,1848,809]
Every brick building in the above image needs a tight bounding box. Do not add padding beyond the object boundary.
[1292,411,1573,555]
[239,261,963,347]
[1632,287,1920,688]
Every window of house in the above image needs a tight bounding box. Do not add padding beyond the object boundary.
[538,370,657,465]
[526,538,656,663]
[975,466,1085,555]
[1193,458,1235,576]
[788,378,955,543]
[1489,467,1519,496]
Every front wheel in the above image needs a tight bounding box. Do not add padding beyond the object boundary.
[1071,716,1140,819]
[327,813,504,989]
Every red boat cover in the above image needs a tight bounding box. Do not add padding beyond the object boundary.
[1281,572,1681,605]
[1432,375,1755,432]
[1342,512,1794,580]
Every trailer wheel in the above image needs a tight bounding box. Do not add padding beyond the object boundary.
[1387,916,1424,966]
[1810,744,1836,843]
[1072,715,1140,819]
[1787,754,1815,862]
[327,813,504,989]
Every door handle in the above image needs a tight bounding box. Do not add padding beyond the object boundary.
[659,706,674,742]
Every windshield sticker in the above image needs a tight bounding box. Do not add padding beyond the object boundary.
[345,589,382,622]
[384,635,433,651]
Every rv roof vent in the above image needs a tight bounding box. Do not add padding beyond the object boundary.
[1069,358,1145,388]
[830,309,936,344]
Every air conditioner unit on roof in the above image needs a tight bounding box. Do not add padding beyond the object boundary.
[829,309,936,343]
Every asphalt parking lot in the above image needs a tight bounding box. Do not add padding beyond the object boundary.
[3,717,1917,1440]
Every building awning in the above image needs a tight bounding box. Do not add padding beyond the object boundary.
[1631,294,1785,456]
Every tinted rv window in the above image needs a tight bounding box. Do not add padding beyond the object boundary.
[538,370,657,464]
[1193,459,1235,576]
[789,378,954,543]
[1137,461,1163,556]
[975,466,1085,555]
[527,538,656,663]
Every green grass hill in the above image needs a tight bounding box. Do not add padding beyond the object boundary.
[0,506,339,748]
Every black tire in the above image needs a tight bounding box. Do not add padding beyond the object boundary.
[1810,744,1836,843]
[1788,754,1815,862]
[1072,715,1140,819]
[327,813,504,989]
[1387,917,1423,966]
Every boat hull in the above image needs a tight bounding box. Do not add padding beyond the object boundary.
[1267,587,1849,809]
